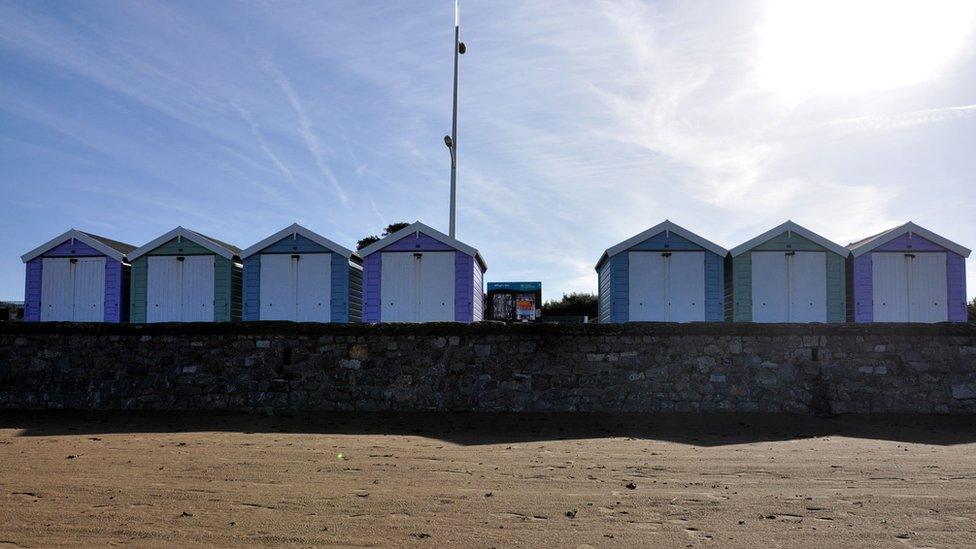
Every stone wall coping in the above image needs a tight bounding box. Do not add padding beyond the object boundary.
[2,321,974,338]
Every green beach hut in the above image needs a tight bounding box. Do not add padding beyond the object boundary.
[128,227,242,322]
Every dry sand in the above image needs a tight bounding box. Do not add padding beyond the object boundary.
[0,412,974,547]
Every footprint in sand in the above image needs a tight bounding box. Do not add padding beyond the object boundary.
[495,512,548,522]
[627,520,662,531]
[684,527,713,540]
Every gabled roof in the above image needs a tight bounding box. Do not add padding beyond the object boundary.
[21,229,135,263]
[241,223,358,260]
[595,220,727,270]
[847,221,971,258]
[729,220,849,257]
[357,221,487,270]
[128,226,240,261]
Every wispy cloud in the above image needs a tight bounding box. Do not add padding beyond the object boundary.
[821,104,976,132]
[0,1,974,301]
[259,54,349,206]
[232,102,297,185]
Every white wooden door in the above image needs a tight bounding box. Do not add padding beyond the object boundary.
[628,252,666,321]
[297,253,332,322]
[182,256,214,322]
[418,252,455,321]
[381,252,419,322]
[668,252,706,322]
[147,256,182,322]
[872,253,909,321]
[873,253,947,322]
[260,254,295,320]
[72,257,105,322]
[752,252,789,322]
[40,258,73,321]
[790,252,827,322]
[909,253,947,323]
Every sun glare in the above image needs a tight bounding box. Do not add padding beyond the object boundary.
[758,0,976,99]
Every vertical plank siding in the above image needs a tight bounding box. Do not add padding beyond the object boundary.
[363,253,382,323]
[130,238,241,322]
[850,233,968,323]
[731,254,753,322]
[361,231,483,323]
[348,263,363,323]
[329,253,350,323]
[851,255,873,322]
[104,260,123,323]
[947,252,967,322]
[704,252,725,322]
[472,262,484,321]
[229,260,243,322]
[598,259,612,323]
[723,255,734,321]
[130,257,148,323]
[26,238,128,323]
[600,230,724,323]
[732,232,846,323]
[242,256,261,321]
[120,262,131,323]
[213,257,232,322]
[243,234,357,323]
[453,253,474,322]
[826,253,846,322]
[610,253,629,323]
[24,259,42,322]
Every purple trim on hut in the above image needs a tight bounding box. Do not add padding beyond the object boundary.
[454,253,474,322]
[24,259,42,322]
[381,234,455,252]
[363,253,382,323]
[947,252,967,322]
[43,239,103,257]
[104,260,123,323]
[26,238,125,322]
[852,233,967,323]
[362,232,481,322]
[874,234,945,252]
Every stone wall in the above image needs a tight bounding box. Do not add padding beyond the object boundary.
[1,322,975,414]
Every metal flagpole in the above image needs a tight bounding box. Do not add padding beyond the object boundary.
[447,0,464,238]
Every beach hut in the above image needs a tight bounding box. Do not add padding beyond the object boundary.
[359,221,486,323]
[728,221,848,323]
[847,222,970,323]
[595,220,727,323]
[21,229,135,322]
[128,227,242,323]
[240,223,362,323]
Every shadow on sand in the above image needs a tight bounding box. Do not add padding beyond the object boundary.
[2,411,975,447]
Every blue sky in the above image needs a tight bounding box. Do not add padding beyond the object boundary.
[2,0,976,302]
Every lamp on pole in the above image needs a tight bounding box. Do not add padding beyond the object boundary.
[445,0,465,238]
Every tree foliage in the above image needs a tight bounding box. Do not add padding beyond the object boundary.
[969,297,976,322]
[357,222,412,250]
[542,292,598,318]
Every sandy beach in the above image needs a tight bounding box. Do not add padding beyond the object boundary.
[0,412,974,547]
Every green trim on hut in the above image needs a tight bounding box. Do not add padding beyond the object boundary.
[129,238,242,322]
[728,232,846,323]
